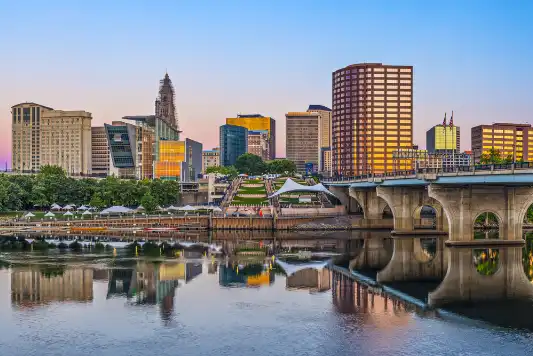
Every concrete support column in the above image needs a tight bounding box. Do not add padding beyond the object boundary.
[376,186,431,232]
[350,188,391,228]
[376,236,447,283]
[349,237,393,271]
[428,245,533,306]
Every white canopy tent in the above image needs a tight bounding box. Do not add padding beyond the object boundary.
[268,178,338,199]
[44,211,55,217]
[63,204,75,211]
[82,210,92,216]
[167,205,180,211]
[212,207,223,213]
[177,205,197,211]
[99,206,133,215]
[50,203,62,211]
[274,258,330,276]
[63,211,74,216]
[77,205,89,211]
[24,212,35,218]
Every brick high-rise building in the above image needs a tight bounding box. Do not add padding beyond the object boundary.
[91,127,109,176]
[471,123,533,163]
[332,63,413,176]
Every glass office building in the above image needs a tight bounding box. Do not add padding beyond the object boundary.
[220,125,248,166]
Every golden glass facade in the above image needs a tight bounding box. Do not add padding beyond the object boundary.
[433,126,457,150]
[154,141,185,179]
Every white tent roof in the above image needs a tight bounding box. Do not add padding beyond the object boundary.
[167,205,180,211]
[82,210,92,215]
[63,204,74,210]
[212,207,223,212]
[135,205,145,211]
[63,211,74,216]
[178,205,197,211]
[274,258,329,276]
[50,203,62,210]
[24,212,35,218]
[100,206,133,215]
[44,211,55,217]
[77,205,89,211]
[268,178,338,199]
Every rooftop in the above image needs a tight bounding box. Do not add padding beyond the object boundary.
[11,102,54,110]
[308,105,331,112]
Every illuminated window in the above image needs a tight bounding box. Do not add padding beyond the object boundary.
[387,91,398,95]
[387,113,398,118]
[400,68,412,72]
[400,114,411,118]
[400,102,411,107]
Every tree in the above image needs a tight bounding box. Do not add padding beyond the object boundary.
[266,159,297,175]
[235,153,266,175]
[140,192,158,214]
[89,193,106,210]
[39,165,67,177]
[205,165,239,178]
[480,148,503,164]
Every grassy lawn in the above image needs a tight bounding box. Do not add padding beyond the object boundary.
[231,197,269,205]
[238,186,266,194]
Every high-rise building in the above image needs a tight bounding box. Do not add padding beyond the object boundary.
[247,130,270,160]
[11,102,53,172]
[426,125,460,153]
[307,105,332,172]
[154,138,202,181]
[471,123,533,163]
[332,63,413,176]
[40,110,92,175]
[202,148,220,173]
[220,124,248,166]
[285,112,319,173]
[155,73,178,130]
[91,127,109,176]
[226,115,276,159]
[105,122,137,178]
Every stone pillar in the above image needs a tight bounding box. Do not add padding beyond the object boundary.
[376,236,447,283]
[328,186,351,213]
[428,185,533,242]
[428,245,533,306]
[377,186,440,232]
[350,188,390,228]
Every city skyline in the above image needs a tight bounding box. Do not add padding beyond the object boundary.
[2,1,533,166]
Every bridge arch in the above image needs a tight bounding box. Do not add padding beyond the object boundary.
[473,211,502,239]
[412,204,439,230]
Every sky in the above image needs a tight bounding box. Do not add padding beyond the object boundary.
[1,0,533,166]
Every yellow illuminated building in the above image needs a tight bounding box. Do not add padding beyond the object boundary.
[226,115,276,159]
[471,123,533,163]
[246,272,271,286]
[154,140,185,179]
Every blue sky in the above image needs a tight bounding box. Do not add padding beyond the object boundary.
[1,0,532,164]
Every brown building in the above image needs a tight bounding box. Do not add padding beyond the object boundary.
[471,123,533,163]
[91,127,109,176]
[247,130,270,160]
[332,63,413,176]
[285,112,319,173]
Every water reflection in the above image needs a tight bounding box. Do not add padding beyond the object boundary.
[473,249,500,275]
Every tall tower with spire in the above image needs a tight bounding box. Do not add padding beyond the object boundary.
[155,72,178,130]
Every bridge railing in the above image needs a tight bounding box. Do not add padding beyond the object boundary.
[324,162,533,184]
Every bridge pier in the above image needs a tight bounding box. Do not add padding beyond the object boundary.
[329,186,360,214]
[428,244,533,306]
[350,188,393,228]
[376,186,443,233]
[376,236,447,283]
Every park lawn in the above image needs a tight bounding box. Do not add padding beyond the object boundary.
[231,197,269,205]
[244,179,263,184]
[238,186,267,194]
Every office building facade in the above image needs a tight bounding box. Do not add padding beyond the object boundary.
[40,110,92,175]
[91,127,110,176]
[471,123,533,163]
[247,130,270,160]
[220,124,248,166]
[307,105,332,172]
[154,138,202,181]
[426,125,460,153]
[226,115,276,159]
[202,148,220,173]
[332,63,413,176]
[105,122,137,178]
[285,112,319,173]
[11,102,53,172]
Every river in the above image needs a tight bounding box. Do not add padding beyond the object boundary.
[1,231,533,355]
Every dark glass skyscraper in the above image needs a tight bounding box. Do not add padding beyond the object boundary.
[219,124,248,166]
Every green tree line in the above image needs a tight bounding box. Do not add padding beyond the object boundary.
[206,154,297,177]
[0,165,180,212]
[480,148,522,164]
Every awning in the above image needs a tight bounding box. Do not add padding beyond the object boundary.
[268,178,338,199]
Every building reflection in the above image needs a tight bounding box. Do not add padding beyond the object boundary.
[11,268,93,307]
[106,261,202,322]
[286,268,331,293]
[219,263,274,288]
